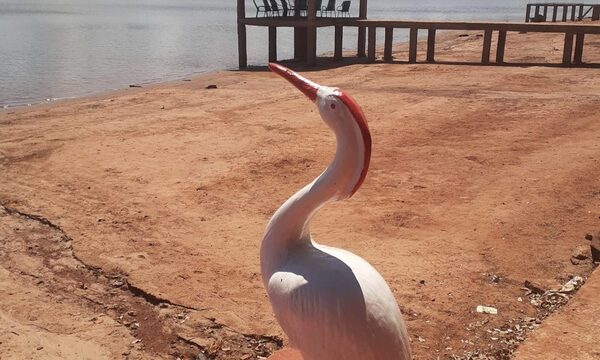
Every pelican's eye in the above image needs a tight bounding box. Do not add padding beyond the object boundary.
[330,103,336,110]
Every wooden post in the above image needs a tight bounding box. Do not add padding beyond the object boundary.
[543,5,548,21]
[368,26,376,63]
[357,0,368,57]
[562,5,568,22]
[552,5,558,22]
[562,32,574,65]
[481,29,492,64]
[534,5,540,17]
[359,0,368,18]
[294,28,307,60]
[306,0,317,66]
[409,27,418,63]
[334,26,343,61]
[593,6,600,21]
[574,33,585,65]
[496,30,507,64]
[525,4,531,22]
[358,27,366,57]
[384,27,393,62]
[307,26,317,65]
[578,5,584,20]
[427,29,436,63]
[571,5,576,21]
[237,0,247,68]
[269,26,277,62]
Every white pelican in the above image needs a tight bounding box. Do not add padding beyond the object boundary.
[261,63,412,360]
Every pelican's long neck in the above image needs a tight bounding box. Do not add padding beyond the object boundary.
[260,103,369,282]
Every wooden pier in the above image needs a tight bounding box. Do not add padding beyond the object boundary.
[525,3,600,23]
[237,1,600,68]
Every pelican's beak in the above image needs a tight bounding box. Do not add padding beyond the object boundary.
[268,63,320,102]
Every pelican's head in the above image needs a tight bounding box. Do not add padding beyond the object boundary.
[268,63,371,198]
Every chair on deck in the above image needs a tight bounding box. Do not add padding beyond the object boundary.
[252,0,268,17]
[336,0,351,17]
[315,0,323,15]
[269,0,282,17]
[280,0,292,16]
[321,0,336,17]
[295,0,307,16]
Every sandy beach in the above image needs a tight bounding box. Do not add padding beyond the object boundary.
[1,31,600,359]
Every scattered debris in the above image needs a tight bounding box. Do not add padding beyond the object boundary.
[205,84,218,89]
[476,305,498,315]
[129,84,142,88]
[452,274,589,360]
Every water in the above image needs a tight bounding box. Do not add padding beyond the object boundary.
[0,0,531,107]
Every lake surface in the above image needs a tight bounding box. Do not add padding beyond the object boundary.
[0,0,531,107]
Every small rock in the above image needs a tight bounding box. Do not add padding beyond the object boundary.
[585,234,593,241]
[129,84,142,88]
[36,346,43,350]
[559,276,584,293]
[205,84,217,89]
[524,280,545,295]
[476,305,498,315]
[572,245,589,261]
[110,279,125,287]
[419,279,425,285]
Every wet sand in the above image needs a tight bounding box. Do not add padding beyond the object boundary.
[1,31,600,359]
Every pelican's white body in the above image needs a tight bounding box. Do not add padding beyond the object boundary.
[261,74,411,360]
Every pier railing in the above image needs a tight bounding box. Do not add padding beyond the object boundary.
[355,20,600,66]
[525,3,600,22]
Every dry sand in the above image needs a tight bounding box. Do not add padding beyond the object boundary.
[1,31,600,359]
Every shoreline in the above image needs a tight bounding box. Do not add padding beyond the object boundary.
[0,25,507,111]
[0,69,220,111]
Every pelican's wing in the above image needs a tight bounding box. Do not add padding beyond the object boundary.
[267,244,411,360]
